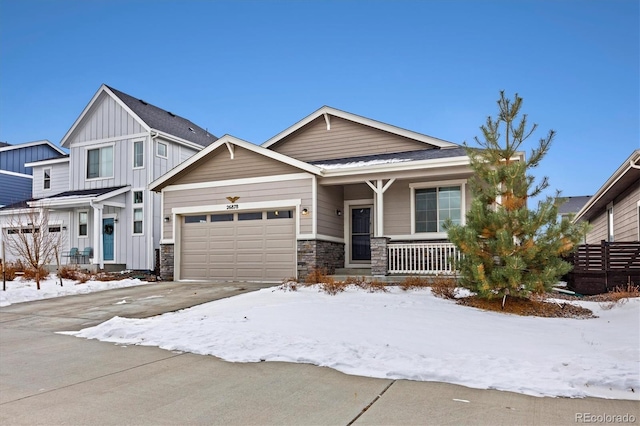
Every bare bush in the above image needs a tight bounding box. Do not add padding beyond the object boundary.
[304,267,329,284]
[399,276,431,291]
[430,275,459,300]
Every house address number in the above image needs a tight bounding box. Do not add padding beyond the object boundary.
[226,204,239,210]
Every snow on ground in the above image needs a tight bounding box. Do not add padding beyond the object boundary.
[61,284,640,400]
[0,274,149,307]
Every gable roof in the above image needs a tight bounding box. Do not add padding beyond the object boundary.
[261,106,458,150]
[61,85,217,148]
[27,186,130,208]
[574,149,640,222]
[149,135,323,192]
[0,139,66,155]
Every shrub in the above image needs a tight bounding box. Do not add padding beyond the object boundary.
[399,276,431,291]
[319,277,347,295]
[2,261,20,281]
[598,282,640,310]
[304,267,329,284]
[57,265,90,283]
[22,266,50,282]
[430,275,459,299]
[279,278,299,292]
[363,279,388,293]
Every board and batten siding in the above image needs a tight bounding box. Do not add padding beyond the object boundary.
[173,146,304,185]
[269,116,431,162]
[66,92,145,145]
[31,162,70,199]
[316,184,344,238]
[163,178,314,240]
[0,173,32,207]
[0,144,62,175]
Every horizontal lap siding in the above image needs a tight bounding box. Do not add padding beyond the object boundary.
[270,116,430,162]
[613,183,639,241]
[317,184,344,238]
[175,147,303,185]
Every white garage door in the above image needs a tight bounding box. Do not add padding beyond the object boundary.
[180,210,296,282]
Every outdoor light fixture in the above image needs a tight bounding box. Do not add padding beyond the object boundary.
[301,208,309,215]
[164,216,170,223]
[336,209,342,216]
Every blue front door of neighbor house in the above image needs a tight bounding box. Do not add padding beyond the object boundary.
[102,218,114,261]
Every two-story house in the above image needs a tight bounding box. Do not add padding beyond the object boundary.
[0,85,216,271]
[0,140,66,207]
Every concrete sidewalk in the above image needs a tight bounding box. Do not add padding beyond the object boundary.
[1,282,638,425]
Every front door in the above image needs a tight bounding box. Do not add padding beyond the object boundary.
[351,207,372,262]
[102,218,114,262]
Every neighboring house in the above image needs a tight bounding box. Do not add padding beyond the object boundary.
[557,195,591,220]
[0,84,216,271]
[151,106,486,282]
[0,140,66,207]
[573,149,640,243]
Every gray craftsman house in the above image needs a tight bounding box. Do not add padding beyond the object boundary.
[0,84,216,271]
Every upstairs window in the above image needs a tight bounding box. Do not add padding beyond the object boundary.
[43,168,51,189]
[87,146,113,179]
[156,142,168,158]
[133,141,144,169]
[607,203,614,242]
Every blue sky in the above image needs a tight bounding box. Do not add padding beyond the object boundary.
[1,0,638,201]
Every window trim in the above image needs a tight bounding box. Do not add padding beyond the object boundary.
[409,179,466,238]
[86,144,115,180]
[133,139,145,169]
[156,141,168,159]
[43,168,51,190]
[78,210,89,238]
[132,189,144,236]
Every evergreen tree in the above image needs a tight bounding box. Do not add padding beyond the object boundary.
[446,91,588,306]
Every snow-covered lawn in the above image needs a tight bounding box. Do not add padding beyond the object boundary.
[0,274,149,307]
[58,284,639,401]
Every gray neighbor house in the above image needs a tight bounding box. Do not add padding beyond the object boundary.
[0,84,216,271]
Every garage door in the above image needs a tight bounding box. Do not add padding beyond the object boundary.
[180,210,296,282]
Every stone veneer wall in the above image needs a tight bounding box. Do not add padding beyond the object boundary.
[297,240,345,280]
[370,237,389,276]
[160,244,174,281]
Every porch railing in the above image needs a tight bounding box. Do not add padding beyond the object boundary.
[387,242,460,274]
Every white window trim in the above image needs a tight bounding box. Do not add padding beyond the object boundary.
[607,202,614,242]
[132,189,144,236]
[85,143,115,181]
[156,141,168,159]
[43,168,51,191]
[409,179,466,238]
[133,139,145,170]
[78,210,89,238]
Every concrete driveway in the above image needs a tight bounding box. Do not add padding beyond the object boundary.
[1,281,637,425]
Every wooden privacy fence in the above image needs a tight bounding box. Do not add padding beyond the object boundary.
[567,241,640,295]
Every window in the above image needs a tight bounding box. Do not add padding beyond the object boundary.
[79,211,88,237]
[156,142,168,158]
[238,212,262,221]
[267,210,293,219]
[133,191,143,235]
[211,213,234,222]
[87,146,113,179]
[414,185,462,233]
[133,141,144,168]
[43,168,51,189]
[184,215,207,224]
[607,203,614,242]
[48,226,61,233]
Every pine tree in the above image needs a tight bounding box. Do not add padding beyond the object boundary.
[446,91,588,306]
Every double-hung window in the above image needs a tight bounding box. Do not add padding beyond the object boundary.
[79,211,88,237]
[411,181,464,234]
[43,168,51,190]
[133,191,143,235]
[87,146,113,179]
[133,140,144,169]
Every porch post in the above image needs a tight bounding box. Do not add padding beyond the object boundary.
[371,237,389,276]
[91,203,103,269]
[365,179,395,237]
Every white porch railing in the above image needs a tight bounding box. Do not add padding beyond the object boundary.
[387,242,460,274]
